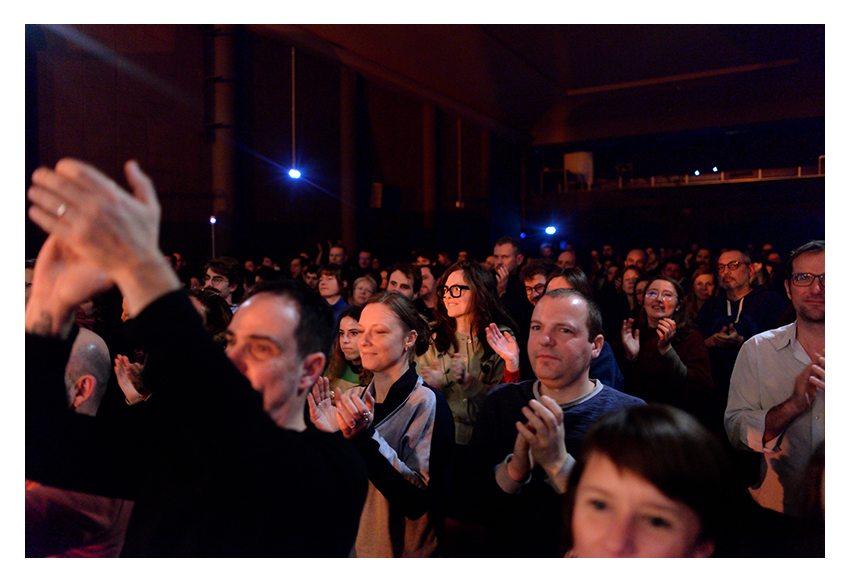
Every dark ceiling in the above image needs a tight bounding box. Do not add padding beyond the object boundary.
[250,24,825,146]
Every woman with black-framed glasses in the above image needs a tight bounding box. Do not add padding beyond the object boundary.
[415,260,517,523]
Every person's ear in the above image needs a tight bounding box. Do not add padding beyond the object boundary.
[785,279,792,302]
[404,330,418,352]
[297,353,326,397]
[590,334,604,360]
[71,375,96,409]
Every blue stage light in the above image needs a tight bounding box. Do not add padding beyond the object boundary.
[545,226,556,235]
[289,169,302,179]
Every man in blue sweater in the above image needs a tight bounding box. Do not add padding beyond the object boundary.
[466,289,644,557]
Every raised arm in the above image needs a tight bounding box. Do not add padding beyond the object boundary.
[27,159,180,317]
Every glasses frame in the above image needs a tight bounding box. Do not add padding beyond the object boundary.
[525,283,546,296]
[644,290,679,302]
[788,273,825,287]
[716,261,749,273]
[437,284,471,299]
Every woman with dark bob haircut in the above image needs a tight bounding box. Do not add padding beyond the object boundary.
[564,404,733,558]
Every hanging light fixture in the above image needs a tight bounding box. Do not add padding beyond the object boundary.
[289,46,301,179]
[455,119,464,208]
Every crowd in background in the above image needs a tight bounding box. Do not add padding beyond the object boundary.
[24,159,825,559]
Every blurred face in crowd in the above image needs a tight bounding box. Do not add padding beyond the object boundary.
[302,271,318,290]
[662,262,682,281]
[351,279,376,307]
[622,269,640,297]
[204,268,236,304]
[635,280,649,307]
[415,255,432,267]
[624,249,647,270]
[524,274,548,306]
[358,251,372,269]
[328,246,346,266]
[716,251,753,294]
[695,248,711,265]
[494,243,523,275]
[338,316,361,363]
[557,250,577,269]
[570,452,712,558]
[290,258,305,279]
[387,270,415,299]
[318,273,344,301]
[693,273,716,302]
[419,266,437,299]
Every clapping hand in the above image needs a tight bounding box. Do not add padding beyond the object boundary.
[707,324,743,348]
[656,317,677,355]
[114,354,148,404]
[792,353,825,411]
[621,318,640,361]
[25,236,113,337]
[451,353,472,389]
[486,323,519,372]
[334,389,376,439]
[419,362,446,389]
[512,395,570,492]
[308,377,340,433]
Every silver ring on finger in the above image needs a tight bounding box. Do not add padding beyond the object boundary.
[56,203,67,218]
[363,411,372,422]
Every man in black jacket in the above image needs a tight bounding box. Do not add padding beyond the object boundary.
[25,158,368,557]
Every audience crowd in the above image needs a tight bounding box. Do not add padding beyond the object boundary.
[25,159,824,558]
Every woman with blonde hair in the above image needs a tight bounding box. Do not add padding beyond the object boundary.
[309,293,454,557]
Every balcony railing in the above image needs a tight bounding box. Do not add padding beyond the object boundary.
[538,156,824,194]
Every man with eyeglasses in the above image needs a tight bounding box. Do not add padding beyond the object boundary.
[694,248,787,432]
[520,259,558,307]
[25,159,368,556]
[725,240,824,523]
